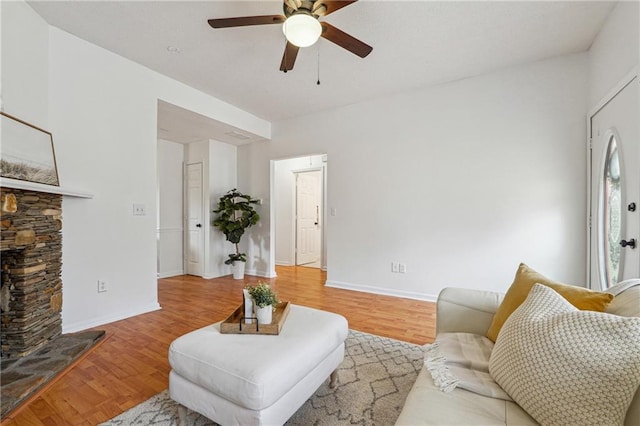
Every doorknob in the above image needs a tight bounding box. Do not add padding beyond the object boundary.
[620,238,636,249]
[196,224,202,228]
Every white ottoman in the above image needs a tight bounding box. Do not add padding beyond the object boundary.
[168,304,348,425]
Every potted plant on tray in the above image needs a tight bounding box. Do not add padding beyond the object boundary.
[247,282,279,324]
[212,188,260,279]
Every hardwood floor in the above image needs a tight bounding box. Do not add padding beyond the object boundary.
[2,266,435,425]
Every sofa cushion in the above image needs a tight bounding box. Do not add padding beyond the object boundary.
[489,284,640,426]
[486,263,613,342]
[395,367,537,426]
[606,280,640,317]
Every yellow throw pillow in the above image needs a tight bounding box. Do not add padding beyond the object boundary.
[486,263,614,342]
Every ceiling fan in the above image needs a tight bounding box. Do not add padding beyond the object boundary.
[208,0,372,72]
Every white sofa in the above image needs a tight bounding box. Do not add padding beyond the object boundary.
[396,282,640,425]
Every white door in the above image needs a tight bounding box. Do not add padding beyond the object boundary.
[186,163,204,276]
[296,170,322,266]
[589,75,639,290]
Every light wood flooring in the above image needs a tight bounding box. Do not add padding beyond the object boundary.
[2,266,435,425]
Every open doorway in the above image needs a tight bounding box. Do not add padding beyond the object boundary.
[156,99,268,279]
[273,155,327,270]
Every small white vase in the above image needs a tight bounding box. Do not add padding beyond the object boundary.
[255,305,273,325]
[231,261,245,280]
[242,289,254,324]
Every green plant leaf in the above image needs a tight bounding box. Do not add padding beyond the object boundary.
[212,188,260,258]
[246,282,278,308]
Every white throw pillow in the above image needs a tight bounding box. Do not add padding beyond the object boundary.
[489,283,640,426]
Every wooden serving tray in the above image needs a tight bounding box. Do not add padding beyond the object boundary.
[220,301,290,335]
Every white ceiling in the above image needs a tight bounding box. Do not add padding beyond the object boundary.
[27,0,615,142]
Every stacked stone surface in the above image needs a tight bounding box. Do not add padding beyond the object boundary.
[1,188,63,359]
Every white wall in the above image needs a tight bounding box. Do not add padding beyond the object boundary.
[157,139,184,278]
[274,155,325,267]
[240,54,589,300]
[588,1,639,107]
[208,140,238,278]
[1,1,49,125]
[2,0,270,332]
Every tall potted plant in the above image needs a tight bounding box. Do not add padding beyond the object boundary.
[212,188,260,279]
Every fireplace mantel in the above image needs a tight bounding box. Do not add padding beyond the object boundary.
[0,178,93,198]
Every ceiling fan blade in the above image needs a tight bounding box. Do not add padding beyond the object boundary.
[280,42,300,72]
[208,15,285,29]
[320,22,372,58]
[284,0,302,10]
[314,1,358,16]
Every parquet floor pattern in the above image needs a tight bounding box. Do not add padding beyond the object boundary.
[2,266,435,425]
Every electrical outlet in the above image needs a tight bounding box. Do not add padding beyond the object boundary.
[391,262,399,273]
[133,203,146,216]
[399,263,407,274]
[98,280,108,293]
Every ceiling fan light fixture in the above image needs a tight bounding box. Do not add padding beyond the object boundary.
[282,13,322,47]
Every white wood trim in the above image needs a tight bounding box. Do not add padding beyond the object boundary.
[0,177,93,198]
[158,270,184,279]
[291,166,323,174]
[62,303,161,333]
[586,65,639,289]
[292,166,324,267]
[245,267,277,278]
[588,66,639,118]
[325,280,437,302]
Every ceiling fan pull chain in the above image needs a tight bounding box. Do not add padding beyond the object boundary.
[317,45,321,85]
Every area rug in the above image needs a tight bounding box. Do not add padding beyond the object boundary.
[102,330,425,425]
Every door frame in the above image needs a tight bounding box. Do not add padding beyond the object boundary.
[270,155,328,277]
[586,66,639,289]
[293,167,324,266]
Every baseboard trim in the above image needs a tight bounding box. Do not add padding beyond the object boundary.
[157,270,184,279]
[245,268,277,278]
[275,261,292,266]
[62,303,162,333]
[325,280,437,302]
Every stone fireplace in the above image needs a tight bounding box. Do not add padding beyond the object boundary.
[0,188,63,359]
[0,184,105,418]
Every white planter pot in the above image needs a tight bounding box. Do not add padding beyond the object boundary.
[242,289,254,324]
[231,261,245,280]
[255,305,273,325]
